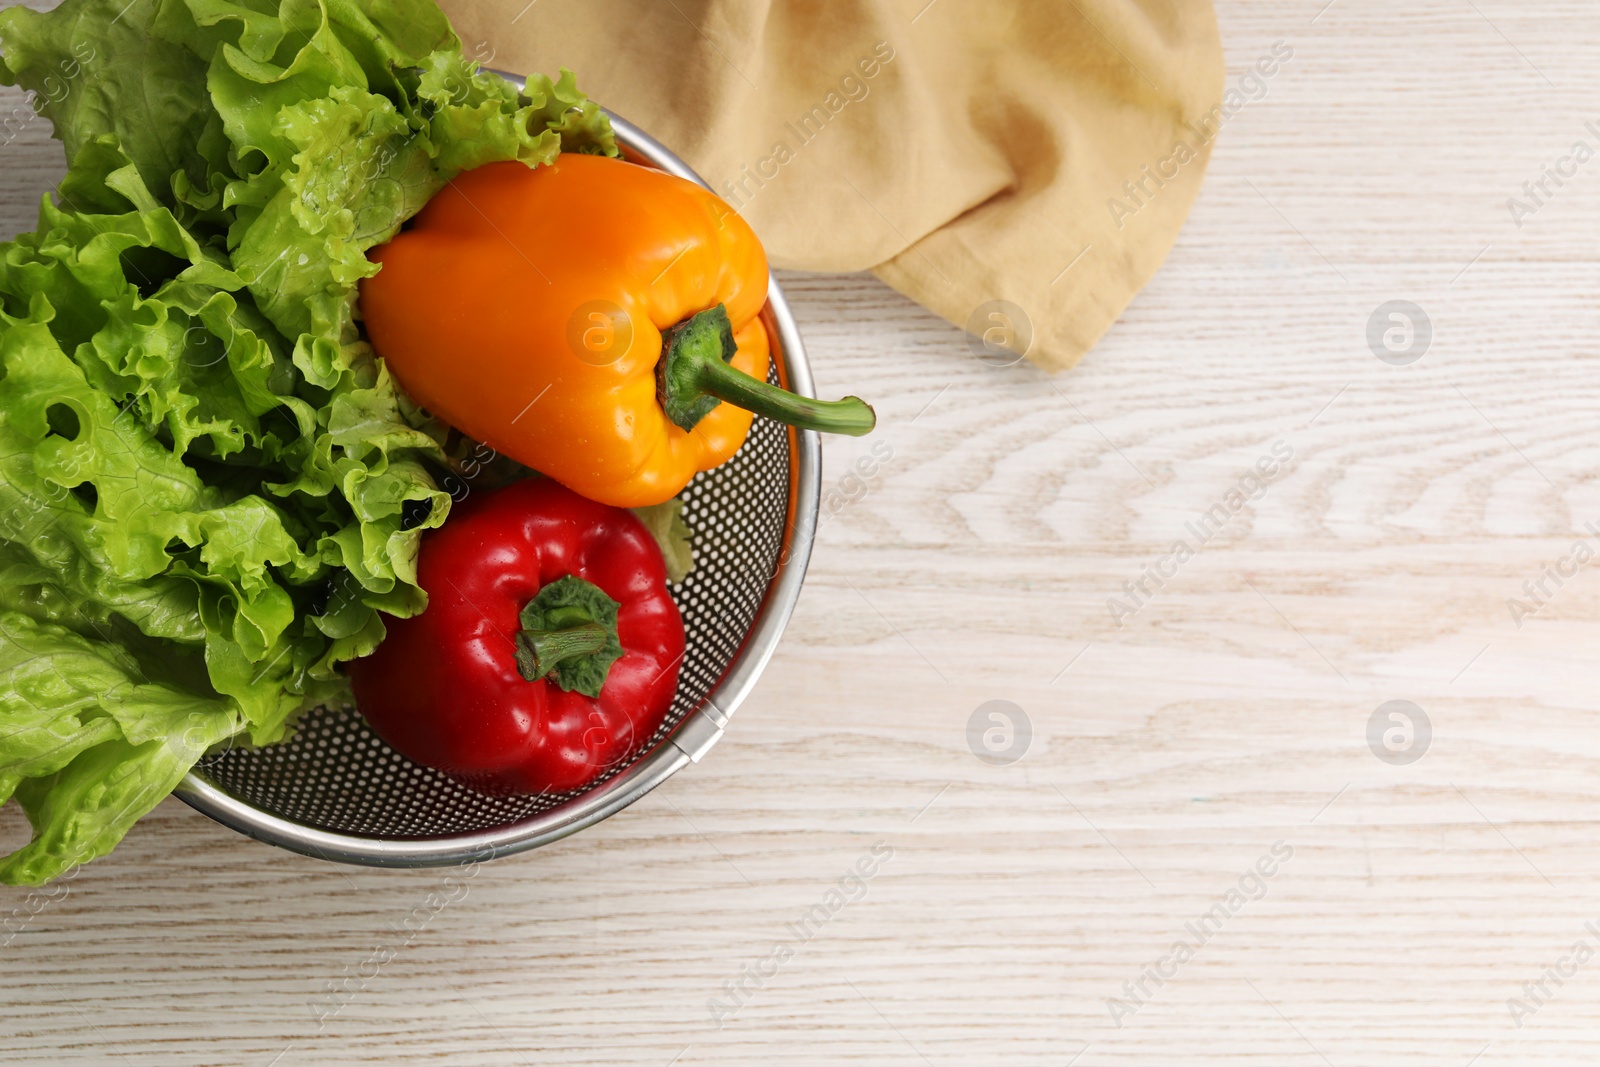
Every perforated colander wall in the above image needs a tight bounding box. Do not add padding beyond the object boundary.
[191,363,794,840]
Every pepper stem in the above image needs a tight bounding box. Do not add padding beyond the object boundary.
[516,620,609,682]
[514,576,624,699]
[657,304,875,436]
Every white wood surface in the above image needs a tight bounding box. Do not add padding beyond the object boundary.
[5,1,1600,1064]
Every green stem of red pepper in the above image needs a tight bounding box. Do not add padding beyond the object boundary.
[513,575,624,698]
[516,620,608,679]
[657,304,876,437]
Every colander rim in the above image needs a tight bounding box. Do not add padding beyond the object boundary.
[172,98,822,868]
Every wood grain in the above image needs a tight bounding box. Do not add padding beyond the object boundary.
[5,0,1600,1063]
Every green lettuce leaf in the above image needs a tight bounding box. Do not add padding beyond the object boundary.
[0,0,617,883]
[0,0,214,206]
[631,498,695,584]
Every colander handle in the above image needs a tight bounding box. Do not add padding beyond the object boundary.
[669,698,732,763]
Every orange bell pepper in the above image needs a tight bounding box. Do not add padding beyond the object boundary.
[360,154,874,508]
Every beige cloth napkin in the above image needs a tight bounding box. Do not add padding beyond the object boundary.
[441,0,1223,371]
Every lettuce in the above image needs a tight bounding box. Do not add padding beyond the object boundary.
[0,0,616,882]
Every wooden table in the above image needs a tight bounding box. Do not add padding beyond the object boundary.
[5,1,1600,1063]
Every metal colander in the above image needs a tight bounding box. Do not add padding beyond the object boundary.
[172,102,821,868]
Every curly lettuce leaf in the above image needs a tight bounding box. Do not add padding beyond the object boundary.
[0,0,214,205]
[631,498,694,584]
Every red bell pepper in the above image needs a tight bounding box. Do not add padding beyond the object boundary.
[348,478,686,796]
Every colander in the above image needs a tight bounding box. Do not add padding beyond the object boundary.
[173,95,821,868]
